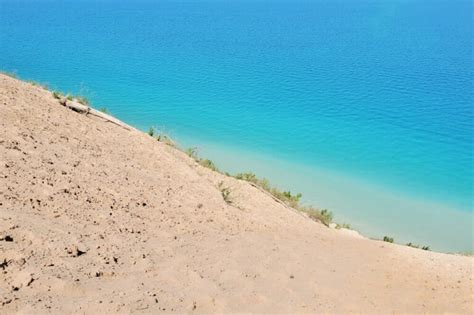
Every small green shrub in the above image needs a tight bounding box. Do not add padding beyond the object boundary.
[185,147,198,159]
[270,189,301,208]
[52,91,62,99]
[406,242,430,251]
[301,206,333,226]
[99,107,110,114]
[383,236,394,243]
[66,94,73,101]
[336,223,351,230]
[199,159,219,172]
[235,172,257,182]
[76,96,89,105]
[156,133,175,147]
[148,127,155,137]
[235,172,271,191]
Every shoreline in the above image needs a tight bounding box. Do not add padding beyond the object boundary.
[3,71,472,254]
[1,73,472,313]
[156,131,474,253]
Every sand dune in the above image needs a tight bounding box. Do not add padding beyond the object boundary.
[0,74,472,313]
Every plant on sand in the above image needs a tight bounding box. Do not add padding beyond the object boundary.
[199,159,219,172]
[336,223,351,230]
[301,207,333,226]
[383,236,394,243]
[185,147,198,159]
[76,95,90,105]
[148,127,155,137]
[52,91,62,99]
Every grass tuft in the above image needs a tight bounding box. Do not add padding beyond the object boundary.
[148,127,155,137]
[76,96,89,105]
[406,242,430,251]
[52,91,62,99]
[185,147,198,159]
[383,236,394,243]
[336,223,351,230]
[300,207,333,226]
[199,159,219,172]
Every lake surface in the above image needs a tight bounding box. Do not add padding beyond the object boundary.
[1,0,472,252]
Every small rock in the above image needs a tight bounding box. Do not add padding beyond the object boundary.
[1,235,13,242]
[11,271,34,291]
[67,244,88,257]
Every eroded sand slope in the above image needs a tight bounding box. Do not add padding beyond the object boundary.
[0,74,472,313]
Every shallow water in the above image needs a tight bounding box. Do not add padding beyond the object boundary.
[1,0,472,251]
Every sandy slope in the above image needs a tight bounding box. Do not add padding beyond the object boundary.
[0,73,472,314]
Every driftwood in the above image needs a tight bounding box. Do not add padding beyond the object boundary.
[59,99,138,132]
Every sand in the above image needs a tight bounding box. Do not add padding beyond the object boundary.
[0,73,472,313]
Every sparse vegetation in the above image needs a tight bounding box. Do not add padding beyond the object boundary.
[301,207,333,226]
[66,94,73,101]
[99,107,110,114]
[383,236,394,243]
[235,172,270,190]
[271,189,302,208]
[156,133,176,147]
[185,147,198,159]
[76,96,89,105]
[184,148,221,172]
[406,242,430,251]
[336,223,351,230]
[52,91,62,99]
[148,127,155,137]
[234,172,333,226]
[200,159,219,172]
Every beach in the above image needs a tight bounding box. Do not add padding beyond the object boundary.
[1,0,472,252]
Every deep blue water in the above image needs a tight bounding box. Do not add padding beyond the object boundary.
[1,0,472,251]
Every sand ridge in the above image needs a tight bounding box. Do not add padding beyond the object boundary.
[0,74,472,313]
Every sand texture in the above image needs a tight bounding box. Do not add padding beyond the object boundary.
[0,74,472,313]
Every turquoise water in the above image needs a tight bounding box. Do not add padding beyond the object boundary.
[1,0,472,251]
